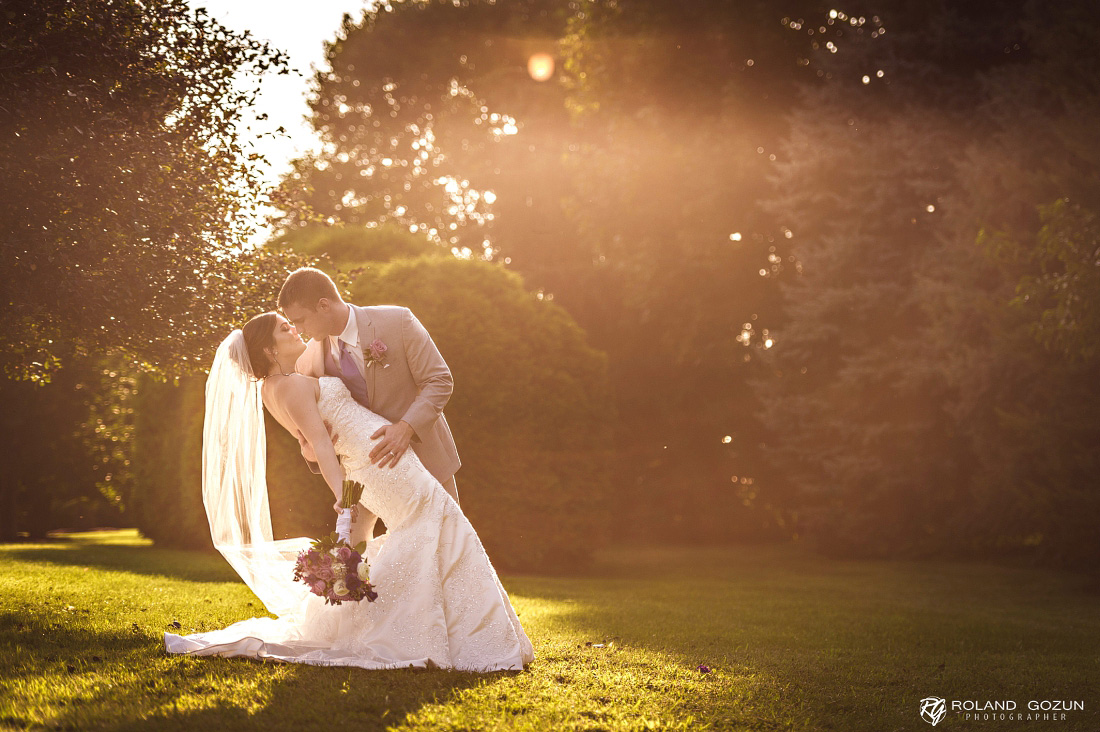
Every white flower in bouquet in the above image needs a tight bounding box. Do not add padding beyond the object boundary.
[333,563,347,579]
[356,562,370,581]
[333,579,349,597]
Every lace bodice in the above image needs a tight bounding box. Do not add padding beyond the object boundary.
[317,376,431,528]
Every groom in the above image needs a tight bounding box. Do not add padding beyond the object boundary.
[277,267,462,538]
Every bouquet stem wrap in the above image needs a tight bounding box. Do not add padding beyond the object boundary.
[335,509,353,542]
[335,480,365,542]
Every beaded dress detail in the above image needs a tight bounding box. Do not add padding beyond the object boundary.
[164,376,534,672]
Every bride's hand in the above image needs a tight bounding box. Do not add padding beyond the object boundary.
[332,500,359,523]
[298,420,339,463]
[298,430,318,463]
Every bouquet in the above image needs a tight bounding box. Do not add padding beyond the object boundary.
[292,533,378,606]
[292,479,378,605]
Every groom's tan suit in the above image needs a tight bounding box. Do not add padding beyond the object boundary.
[296,305,461,501]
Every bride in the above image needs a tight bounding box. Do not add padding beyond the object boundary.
[163,312,535,672]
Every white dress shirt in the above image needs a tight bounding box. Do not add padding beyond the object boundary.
[329,307,366,380]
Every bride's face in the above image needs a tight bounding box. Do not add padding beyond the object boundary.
[270,315,306,362]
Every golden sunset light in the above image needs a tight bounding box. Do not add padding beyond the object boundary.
[527,52,555,81]
[4,0,1098,727]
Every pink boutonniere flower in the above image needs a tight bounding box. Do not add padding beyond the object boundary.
[366,338,389,368]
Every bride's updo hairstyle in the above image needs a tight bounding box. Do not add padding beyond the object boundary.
[241,311,279,379]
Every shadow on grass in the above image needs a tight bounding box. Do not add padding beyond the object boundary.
[104,665,510,732]
[0,611,152,683]
[4,536,240,584]
[1,610,515,732]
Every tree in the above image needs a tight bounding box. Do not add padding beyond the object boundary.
[925,0,1100,566]
[754,83,969,556]
[0,0,302,381]
[275,0,829,544]
[270,221,440,265]
[0,360,129,541]
[755,0,1100,566]
[273,0,573,260]
[750,0,1021,554]
[547,0,823,542]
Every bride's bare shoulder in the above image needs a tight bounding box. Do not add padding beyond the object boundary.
[261,373,319,408]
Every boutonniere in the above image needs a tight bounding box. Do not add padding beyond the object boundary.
[366,338,389,368]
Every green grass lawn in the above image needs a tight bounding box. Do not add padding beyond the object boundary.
[1,530,1097,731]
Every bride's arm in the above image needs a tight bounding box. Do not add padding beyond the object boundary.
[276,377,345,504]
[294,338,324,377]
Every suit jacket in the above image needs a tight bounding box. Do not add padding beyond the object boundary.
[297,304,461,484]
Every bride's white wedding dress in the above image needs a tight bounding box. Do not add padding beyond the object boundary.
[164,376,534,672]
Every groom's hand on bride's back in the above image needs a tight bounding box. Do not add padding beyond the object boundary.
[298,420,338,473]
[369,420,414,469]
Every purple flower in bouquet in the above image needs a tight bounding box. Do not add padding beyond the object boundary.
[293,533,378,606]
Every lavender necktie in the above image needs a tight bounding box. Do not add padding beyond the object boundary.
[338,340,370,408]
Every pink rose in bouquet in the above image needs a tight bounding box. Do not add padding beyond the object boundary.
[293,533,378,606]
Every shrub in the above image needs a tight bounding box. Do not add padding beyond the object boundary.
[349,255,615,572]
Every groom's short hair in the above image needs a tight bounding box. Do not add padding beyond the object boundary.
[278,267,342,310]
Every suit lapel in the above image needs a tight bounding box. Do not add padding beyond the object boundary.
[354,305,378,404]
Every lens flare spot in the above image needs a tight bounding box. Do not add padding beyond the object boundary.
[528,53,555,82]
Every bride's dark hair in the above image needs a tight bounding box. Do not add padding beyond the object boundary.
[241,311,279,378]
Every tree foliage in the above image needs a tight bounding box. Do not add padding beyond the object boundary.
[987,198,1100,365]
[0,360,129,541]
[270,222,440,265]
[754,0,1100,566]
[273,0,572,257]
[348,253,614,571]
[274,0,836,544]
[0,0,304,381]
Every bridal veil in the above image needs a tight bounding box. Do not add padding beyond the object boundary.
[202,329,311,620]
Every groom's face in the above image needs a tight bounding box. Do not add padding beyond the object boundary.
[282,300,333,341]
